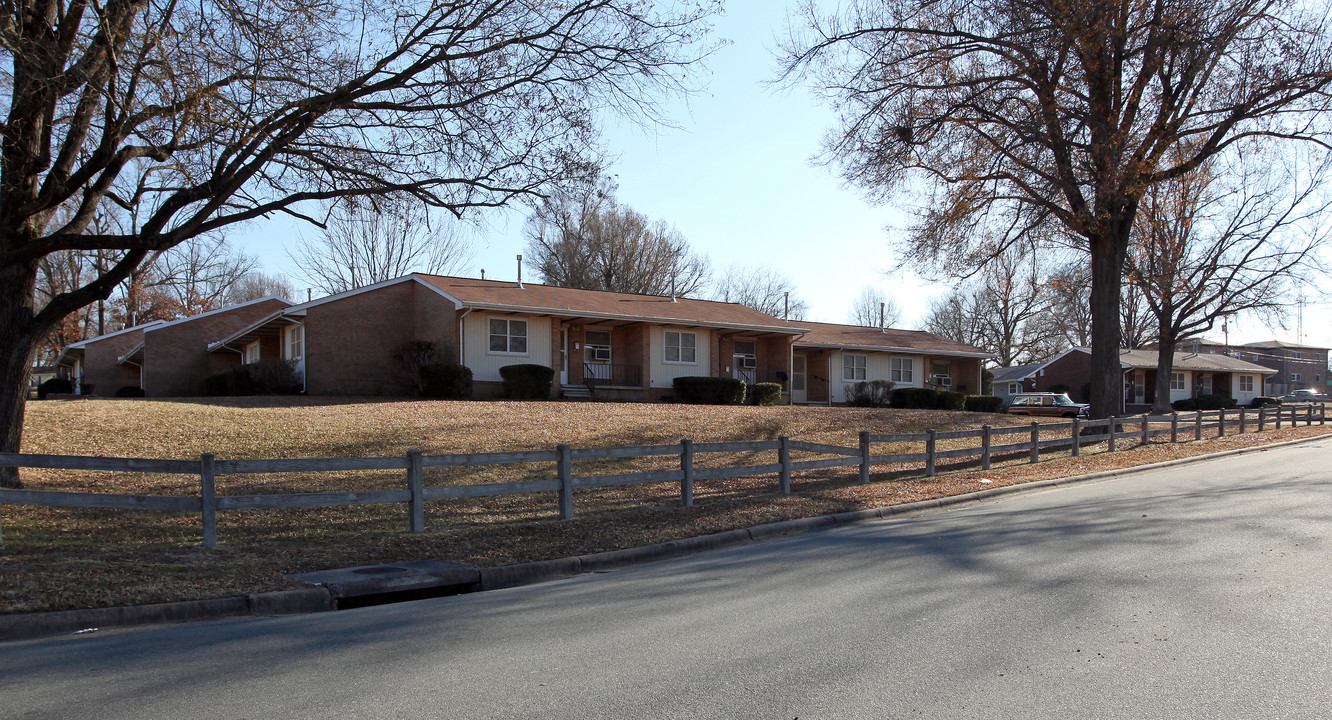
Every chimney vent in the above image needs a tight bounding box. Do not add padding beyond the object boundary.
[516,255,524,289]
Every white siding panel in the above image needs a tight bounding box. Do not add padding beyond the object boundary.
[1233,373,1260,406]
[1170,370,1192,403]
[649,326,712,388]
[463,314,553,383]
[831,351,924,403]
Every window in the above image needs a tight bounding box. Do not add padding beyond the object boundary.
[584,330,611,362]
[1170,372,1186,391]
[843,354,866,381]
[732,340,757,368]
[285,325,304,361]
[1239,375,1254,392]
[244,340,261,364]
[489,318,528,354]
[1292,372,1302,383]
[891,357,913,383]
[664,331,696,364]
[1293,351,1303,359]
[1007,382,1020,395]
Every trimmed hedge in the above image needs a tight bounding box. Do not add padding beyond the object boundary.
[1251,396,1282,408]
[419,363,473,399]
[247,359,299,394]
[1172,394,1237,411]
[845,380,894,407]
[964,395,1004,413]
[936,390,967,411]
[37,377,73,398]
[198,372,231,397]
[114,386,146,397]
[749,382,783,406]
[499,363,554,399]
[890,387,940,409]
[674,376,746,405]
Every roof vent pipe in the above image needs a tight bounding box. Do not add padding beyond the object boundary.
[480,269,485,281]
[516,255,523,289]
[784,291,789,320]
[671,275,678,303]
[879,302,885,332]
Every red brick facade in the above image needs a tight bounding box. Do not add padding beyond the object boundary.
[143,299,290,397]
[77,328,150,395]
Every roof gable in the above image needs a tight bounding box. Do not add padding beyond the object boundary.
[792,321,990,357]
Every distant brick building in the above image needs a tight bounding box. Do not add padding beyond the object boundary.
[1186,340,1328,396]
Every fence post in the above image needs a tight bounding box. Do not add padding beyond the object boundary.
[1141,414,1149,446]
[1108,416,1117,453]
[1071,417,1081,457]
[200,452,217,549]
[1218,408,1226,437]
[407,449,424,533]
[1307,405,1314,427]
[1170,412,1179,443]
[859,430,870,484]
[1239,408,1246,435]
[778,435,791,494]
[981,425,992,469]
[680,438,694,507]
[1258,406,1266,432]
[557,443,573,519]
[1029,422,1040,464]
[1323,403,1327,426]
[926,429,937,477]
[1195,410,1203,440]
[1277,406,1284,430]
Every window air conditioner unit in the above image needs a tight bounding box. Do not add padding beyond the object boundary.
[740,358,757,369]
[932,374,952,387]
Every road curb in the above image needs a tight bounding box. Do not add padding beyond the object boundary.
[5,430,1326,641]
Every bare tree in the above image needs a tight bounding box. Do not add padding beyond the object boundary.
[153,235,258,315]
[291,199,473,295]
[0,0,718,486]
[782,0,1332,417]
[921,250,1056,366]
[1127,145,1331,411]
[713,264,809,320]
[847,285,902,328]
[226,272,298,305]
[525,175,710,296]
[921,287,990,352]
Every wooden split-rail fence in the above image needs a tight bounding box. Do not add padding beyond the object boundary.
[0,405,1325,548]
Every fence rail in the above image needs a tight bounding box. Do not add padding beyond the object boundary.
[1,404,1324,547]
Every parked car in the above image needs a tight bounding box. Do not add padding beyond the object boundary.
[1280,389,1329,403]
[1006,392,1090,418]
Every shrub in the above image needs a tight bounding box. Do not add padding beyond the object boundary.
[499,364,554,399]
[845,379,894,407]
[419,363,473,399]
[246,359,299,394]
[1195,393,1236,410]
[1251,396,1282,408]
[673,376,746,405]
[114,386,145,397]
[749,382,783,406]
[890,387,940,409]
[1171,397,1197,412]
[393,340,442,395]
[78,383,94,396]
[964,395,1004,413]
[225,365,262,396]
[936,390,967,411]
[198,373,231,397]
[37,377,74,399]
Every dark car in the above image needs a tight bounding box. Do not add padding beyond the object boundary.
[1006,392,1090,418]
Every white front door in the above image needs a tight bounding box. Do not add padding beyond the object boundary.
[791,355,807,404]
[560,330,569,386]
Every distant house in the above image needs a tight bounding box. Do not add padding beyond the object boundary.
[56,274,993,404]
[1032,347,1276,412]
[989,362,1050,403]
[55,297,290,396]
[788,322,990,404]
[1183,339,1329,396]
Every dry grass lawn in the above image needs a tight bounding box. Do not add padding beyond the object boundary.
[3,396,1328,614]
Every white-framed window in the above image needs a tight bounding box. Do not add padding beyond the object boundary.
[843,353,866,381]
[1170,372,1186,391]
[1293,351,1303,359]
[664,331,696,364]
[732,340,757,369]
[891,357,913,383]
[1239,375,1254,392]
[489,318,528,355]
[584,330,611,363]
[284,324,304,361]
[1007,382,1020,395]
[244,340,261,365]
[1292,372,1302,383]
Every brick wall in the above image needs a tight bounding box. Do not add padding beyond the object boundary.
[143,299,289,397]
[1034,350,1096,400]
[80,329,148,395]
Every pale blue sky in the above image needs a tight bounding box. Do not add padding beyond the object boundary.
[237,0,1330,350]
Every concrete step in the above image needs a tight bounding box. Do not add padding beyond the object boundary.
[561,385,593,400]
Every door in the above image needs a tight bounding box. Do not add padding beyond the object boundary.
[559,330,569,386]
[791,355,807,404]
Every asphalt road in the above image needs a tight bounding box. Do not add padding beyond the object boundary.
[5,439,1332,719]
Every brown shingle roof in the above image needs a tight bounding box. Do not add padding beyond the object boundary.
[1117,348,1276,374]
[793,320,990,357]
[416,274,805,333]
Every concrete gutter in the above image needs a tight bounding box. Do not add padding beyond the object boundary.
[4,431,1326,642]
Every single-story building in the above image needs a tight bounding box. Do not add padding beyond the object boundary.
[56,297,290,396]
[989,362,1050,403]
[788,322,990,404]
[58,273,993,403]
[1028,347,1277,412]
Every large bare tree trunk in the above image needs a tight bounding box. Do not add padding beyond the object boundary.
[0,262,39,489]
[1088,225,1129,419]
[1154,322,1177,414]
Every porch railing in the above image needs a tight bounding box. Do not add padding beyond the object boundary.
[584,363,642,390]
